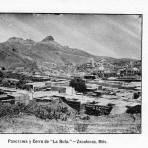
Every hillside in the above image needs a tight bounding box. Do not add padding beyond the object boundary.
[0,36,94,70]
[0,36,138,71]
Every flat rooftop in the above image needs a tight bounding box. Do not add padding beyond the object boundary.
[26,82,46,87]
[0,94,9,99]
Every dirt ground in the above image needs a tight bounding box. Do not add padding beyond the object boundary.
[0,113,141,133]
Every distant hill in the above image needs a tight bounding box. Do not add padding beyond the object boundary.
[0,36,138,71]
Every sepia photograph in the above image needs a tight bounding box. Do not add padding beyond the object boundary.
[0,13,142,134]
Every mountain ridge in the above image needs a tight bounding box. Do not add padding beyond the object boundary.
[0,36,139,71]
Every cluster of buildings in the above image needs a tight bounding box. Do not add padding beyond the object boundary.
[0,57,141,116]
[76,59,141,80]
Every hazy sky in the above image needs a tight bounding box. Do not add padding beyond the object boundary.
[0,14,141,59]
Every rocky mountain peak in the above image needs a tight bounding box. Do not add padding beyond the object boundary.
[41,36,54,42]
[7,37,24,42]
[7,37,35,44]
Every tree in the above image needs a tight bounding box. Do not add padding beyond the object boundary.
[70,77,86,93]
[0,71,4,83]
[0,71,3,78]
[16,77,26,89]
